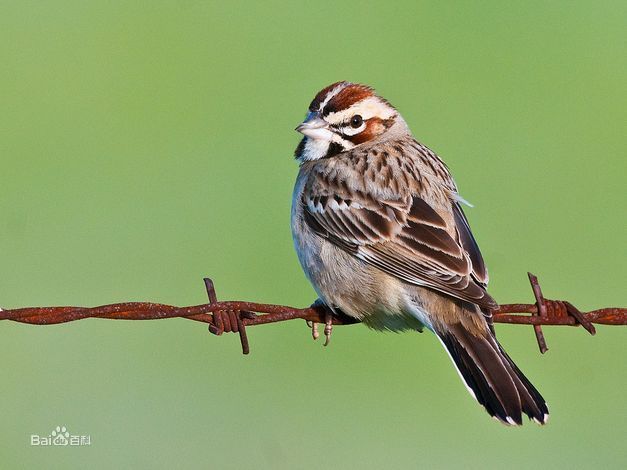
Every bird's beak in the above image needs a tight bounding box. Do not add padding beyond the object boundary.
[295,114,334,141]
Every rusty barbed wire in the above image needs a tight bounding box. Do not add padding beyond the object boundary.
[0,273,624,355]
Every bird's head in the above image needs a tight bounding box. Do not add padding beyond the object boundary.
[294,82,400,162]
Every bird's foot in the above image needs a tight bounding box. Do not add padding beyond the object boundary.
[323,311,333,346]
[306,320,320,341]
[305,314,333,345]
[307,299,334,346]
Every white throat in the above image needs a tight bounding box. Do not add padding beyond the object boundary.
[298,136,355,162]
[300,138,331,162]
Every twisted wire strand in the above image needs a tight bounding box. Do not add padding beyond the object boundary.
[1,273,624,354]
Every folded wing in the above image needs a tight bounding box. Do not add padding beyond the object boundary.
[303,174,496,310]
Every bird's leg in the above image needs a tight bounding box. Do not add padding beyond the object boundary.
[323,312,333,346]
[308,299,344,346]
[306,299,327,341]
[308,298,334,343]
[306,320,320,340]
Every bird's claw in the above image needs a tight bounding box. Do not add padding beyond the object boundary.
[305,315,333,346]
[306,320,320,340]
[323,312,333,346]
[307,299,334,346]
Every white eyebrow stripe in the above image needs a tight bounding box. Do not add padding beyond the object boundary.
[325,97,396,124]
[319,83,349,111]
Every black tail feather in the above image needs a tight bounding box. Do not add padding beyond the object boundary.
[437,323,549,425]
[498,345,549,424]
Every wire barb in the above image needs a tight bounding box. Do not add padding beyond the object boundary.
[204,278,253,354]
[527,272,550,353]
[0,273,624,355]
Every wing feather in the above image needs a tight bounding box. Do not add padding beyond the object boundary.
[302,157,497,310]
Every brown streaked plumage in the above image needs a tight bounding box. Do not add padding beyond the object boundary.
[291,81,549,425]
[301,146,495,309]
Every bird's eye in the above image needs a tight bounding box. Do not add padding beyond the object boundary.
[350,115,363,128]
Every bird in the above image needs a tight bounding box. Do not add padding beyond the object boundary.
[291,81,549,425]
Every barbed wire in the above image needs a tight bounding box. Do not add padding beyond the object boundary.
[1,273,624,355]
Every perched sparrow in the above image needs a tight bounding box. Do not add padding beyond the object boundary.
[291,81,548,425]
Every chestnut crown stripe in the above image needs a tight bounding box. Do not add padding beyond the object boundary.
[309,81,378,115]
[308,81,348,112]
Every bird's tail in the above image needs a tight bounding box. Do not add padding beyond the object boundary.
[434,322,549,425]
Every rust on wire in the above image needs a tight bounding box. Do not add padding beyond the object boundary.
[0,273,624,355]
[204,278,256,354]
[527,272,550,353]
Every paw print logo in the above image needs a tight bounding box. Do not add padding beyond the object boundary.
[51,426,69,446]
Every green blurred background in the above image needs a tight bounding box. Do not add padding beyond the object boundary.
[1,1,625,468]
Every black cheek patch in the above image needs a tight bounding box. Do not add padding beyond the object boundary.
[324,142,344,159]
